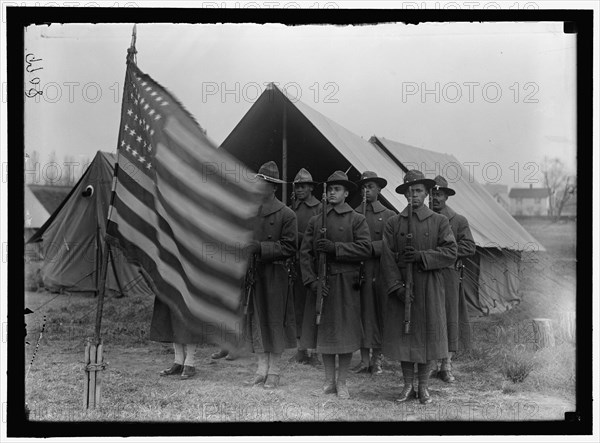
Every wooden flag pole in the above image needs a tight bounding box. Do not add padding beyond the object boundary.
[82,24,138,411]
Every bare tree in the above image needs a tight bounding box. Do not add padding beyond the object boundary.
[44,151,58,186]
[25,150,40,185]
[541,156,576,219]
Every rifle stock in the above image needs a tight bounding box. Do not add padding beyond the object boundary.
[316,182,328,326]
[404,186,414,335]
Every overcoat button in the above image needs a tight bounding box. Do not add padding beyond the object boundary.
[267,235,272,239]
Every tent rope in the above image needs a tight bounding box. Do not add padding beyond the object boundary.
[25,315,46,381]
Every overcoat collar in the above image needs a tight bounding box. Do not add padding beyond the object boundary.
[439,205,456,220]
[400,203,434,221]
[292,194,320,210]
[259,197,285,216]
[355,200,387,214]
[327,202,354,215]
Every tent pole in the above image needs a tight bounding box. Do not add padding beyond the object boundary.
[282,104,288,205]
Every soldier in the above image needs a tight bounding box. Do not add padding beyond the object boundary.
[243,161,298,389]
[430,175,476,383]
[353,171,396,375]
[289,168,322,365]
[300,170,371,399]
[152,306,201,379]
[380,170,457,404]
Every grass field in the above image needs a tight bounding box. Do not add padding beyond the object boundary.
[23,218,577,422]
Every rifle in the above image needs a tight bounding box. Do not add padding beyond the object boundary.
[315,182,329,326]
[404,185,414,335]
[283,257,296,327]
[358,186,367,288]
[243,253,256,316]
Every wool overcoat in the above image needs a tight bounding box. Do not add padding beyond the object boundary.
[439,205,476,352]
[299,202,371,354]
[290,195,322,339]
[380,204,457,363]
[354,200,397,349]
[243,196,298,354]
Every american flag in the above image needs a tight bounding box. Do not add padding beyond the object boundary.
[106,59,262,343]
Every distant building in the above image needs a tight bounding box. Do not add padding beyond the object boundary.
[508,185,551,216]
[483,183,510,212]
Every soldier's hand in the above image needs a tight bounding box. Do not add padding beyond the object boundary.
[309,281,318,293]
[316,239,336,255]
[246,240,260,255]
[403,246,420,263]
[395,285,414,304]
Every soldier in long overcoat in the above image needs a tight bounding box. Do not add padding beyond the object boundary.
[150,298,204,380]
[353,171,396,375]
[380,170,457,404]
[430,175,476,383]
[289,168,322,365]
[300,170,371,399]
[243,161,298,389]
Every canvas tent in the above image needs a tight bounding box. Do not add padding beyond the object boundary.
[220,84,543,316]
[25,185,51,229]
[27,151,154,298]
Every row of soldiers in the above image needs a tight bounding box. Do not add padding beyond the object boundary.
[158,161,475,405]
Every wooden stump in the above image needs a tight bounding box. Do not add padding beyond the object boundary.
[531,318,555,350]
[558,311,576,343]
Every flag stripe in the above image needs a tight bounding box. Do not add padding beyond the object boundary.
[162,116,258,196]
[116,165,251,255]
[117,154,155,192]
[155,141,256,221]
[110,200,242,311]
[107,212,241,334]
[112,188,243,303]
[155,173,252,246]
[114,179,248,279]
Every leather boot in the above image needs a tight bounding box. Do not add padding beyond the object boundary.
[394,384,416,402]
[418,385,432,404]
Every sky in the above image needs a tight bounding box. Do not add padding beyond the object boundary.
[23,20,577,188]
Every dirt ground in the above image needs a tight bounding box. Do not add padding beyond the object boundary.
[23,218,577,422]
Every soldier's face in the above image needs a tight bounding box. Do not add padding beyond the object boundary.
[327,184,349,205]
[259,180,277,201]
[431,189,448,211]
[404,184,428,208]
[294,183,313,201]
[362,181,380,203]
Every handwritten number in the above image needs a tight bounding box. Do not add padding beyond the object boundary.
[25,53,44,98]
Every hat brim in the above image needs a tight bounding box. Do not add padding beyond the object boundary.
[255,173,287,184]
[293,180,319,188]
[326,180,357,191]
[432,185,456,196]
[357,177,387,189]
[395,178,436,194]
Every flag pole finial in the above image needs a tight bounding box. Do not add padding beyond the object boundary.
[127,24,137,63]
